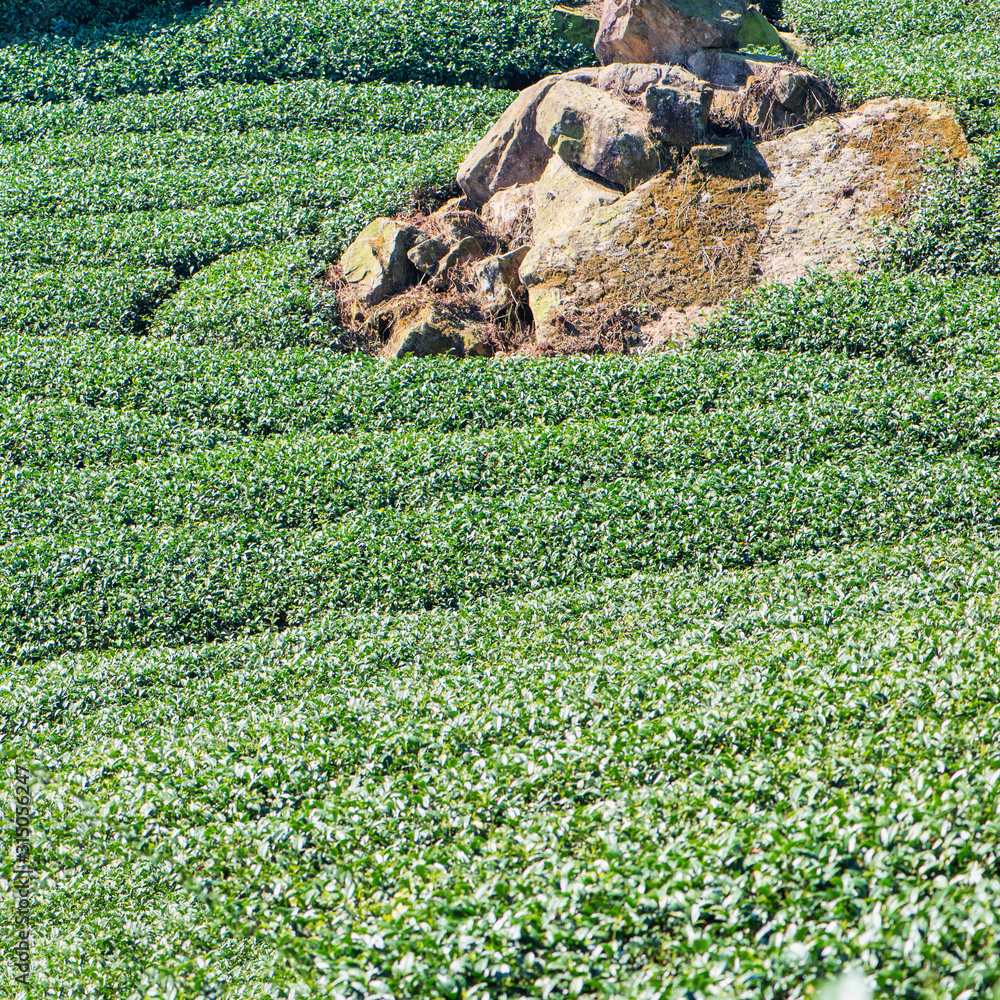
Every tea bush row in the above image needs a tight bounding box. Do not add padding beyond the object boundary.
[6,404,1000,660]
[7,538,1000,997]
[0,0,195,36]
[0,93,486,335]
[0,77,510,142]
[0,129,476,217]
[783,0,1000,41]
[3,394,999,540]
[698,271,1000,359]
[148,245,341,350]
[7,345,1000,463]
[0,0,588,104]
[806,31,1000,129]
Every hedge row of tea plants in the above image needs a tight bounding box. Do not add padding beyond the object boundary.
[0,77,510,141]
[782,0,1000,41]
[0,0,588,103]
[5,0,1000,995]
[6,537,1000,997]
[6,346,1000,662]
[698,272,1000,360]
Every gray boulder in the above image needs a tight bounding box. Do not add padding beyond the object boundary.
[408,237,451,276]
[456,69,599,207]
[340,218,422,306]
[535,80,663,190]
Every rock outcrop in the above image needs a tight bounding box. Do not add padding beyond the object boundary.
[336,1,969,358]
[521,98,968,348]
[532,155,622,245]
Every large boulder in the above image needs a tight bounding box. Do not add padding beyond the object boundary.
[340,218,422,306]
[535,81,664,190]
[520,98,968,347]
[456,69,598,207]
[754,97,968,283]
[519,154,772,347]
[595,0,747,67]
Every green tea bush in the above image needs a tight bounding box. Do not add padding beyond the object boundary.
[806,31,1000,128]
[0,78,510,141]
[7,539,1000,997]
[0,267,175,337]
[0,82,490,337]
[6,348,1000,461]
[697,272,1000,361]
[0,0,589,104]
[150,245,340,348]
[0,129,476,216]
[0,0,201,36]
[783,0,1000,41]
[6,349,1000,660]
[878,142,1000,275]
[4,0,1000,994]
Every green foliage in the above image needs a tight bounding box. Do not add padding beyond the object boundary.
[0,267,175,337]
[0,0,589,104]
[0,79,501,338]
[878,143,1000,275]
[4,0,1000,996]
[697,272,1000,360]
[5,350,1000,661]
[0,0,201,36]
[7,539,1000,997]
[151,246,340,348]
[783,0,1000,41]
[0,77,511,141]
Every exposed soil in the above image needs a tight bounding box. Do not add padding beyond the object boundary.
[845,102,969,217]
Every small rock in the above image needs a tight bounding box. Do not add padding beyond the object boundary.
[430,202,487,243]
[462,330,496,357]
[436,236,484,277]
[644,76,713,147]
[735,6,784,50]
[340,218,422,307]
[382,304,493,359]
[595,0,747,67]
[535,80,663,190]
[691,141,733,164]
[408,237,451,276]
[470,247,529,313]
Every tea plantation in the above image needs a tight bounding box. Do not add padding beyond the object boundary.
[4,0,1000,997]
